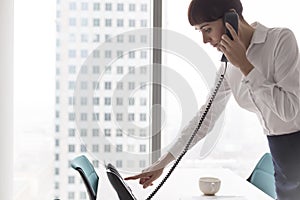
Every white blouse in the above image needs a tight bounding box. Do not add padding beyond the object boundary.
[169,22,300,158]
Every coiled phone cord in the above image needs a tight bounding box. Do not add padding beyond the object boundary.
[145,62,228,200]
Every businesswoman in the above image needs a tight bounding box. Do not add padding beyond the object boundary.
[125,0,300,199]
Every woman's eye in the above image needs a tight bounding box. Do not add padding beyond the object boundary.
[204,28,211,33]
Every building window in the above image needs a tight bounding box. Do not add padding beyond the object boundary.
[68,192,75,199]
[128,35,135,43]
[93,3,100,11]
[129,19,135,27]
[116,160,122,168]
[80,97,88,105]
[140,51,147,59]
[93,97,100,105]
[93,81,99,89]
[68,129,75,137]
[141,4,147,12]
[117,3,123,11]
[128,51,135,58]
[81,18,88,27]
[140,144,146,152]
[68,49,76,58]
[105,65,111,73]
[128,129,135,136]
[116,82,123,90]
[80,129,87,137]
[80,34,89,42]
[128,113,135,121]
[140,129,147,137]
[128,66,135,74]
[129,4,135,11]
[93,18,100,27]
[117,50,123,58]
[92,129,99,137]
[141,35,147,43]
[81,2,88,10]
[69,2,76,10]
[69,113,75,121]
[117,35,124,43]
[92,144,99,152]
[128,82,135,90]
[80,113,88,121]
[104,113,111,121]
[69,18,76,26]
[104,97,111,105]
[105,81,111,90]
[140,98,147,106]
[68,65,76,74]
[116,144,123,152]
[104,144,111,152]
[116,129,123,137]
[116,113,123,121]
[128,97,135,106]
[104,128,111,137]
[140,66,147,74]
[140,19,147,27]
[105,3,112,11]
[68,144,75,153]
[55,168,59,175]
[93,50,100,58]
[140,113,147,121]
[93,34,100,42]
[93,113,99,121]
[81,144,87,152]
[117,66,123,74]
[105,19,112,27]
[93,65,100,74]
[80,192,86,199]
[116,97,123,106]
[139,160,146,168]
[117,19,124,27]
[105,50,112,58]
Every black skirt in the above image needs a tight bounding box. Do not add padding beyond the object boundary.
[267,130,300,200]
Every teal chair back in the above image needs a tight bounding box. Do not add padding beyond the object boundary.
[248,153,276,199]
[71,155,99,200]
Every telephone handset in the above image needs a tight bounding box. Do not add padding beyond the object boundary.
[221,11,239,62]
[106,12,233,200]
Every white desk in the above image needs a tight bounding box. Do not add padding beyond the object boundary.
[131,167,272,200]
[99,167,274,200]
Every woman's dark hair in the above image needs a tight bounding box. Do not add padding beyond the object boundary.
[188,0,244,25]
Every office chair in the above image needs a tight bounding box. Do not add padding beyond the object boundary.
[71,155,99,200]
[247,153,276,199]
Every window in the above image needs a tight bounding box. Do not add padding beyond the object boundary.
[92,144,99,152]
[141,4,147,12]
[104,113,111,121]
[69,18,76,26]
[140,144,146,152]
[93,34,100,43]
[117,3,123,11]
[116,144,123,152]
[81,2,88,11]
[117,66,123,74]
[104,82,111,90]
[128,113,135,121]
[80,144,87,152]
[92,129,99,137]
[116,82,123,90]
[104,128,111,136]
[116,113,123,121]
[69,2,76,10]
[104,144,111,152]
[116,129,123,137]
[129,19,135,27]
[128,97,135,106]
[93,18,100,27]
[129,4,135,11]
[105,19,112,27]
[105,3,112,11]
[116,97,123,106]
[68,145,75,153]
[117,19,124,27]
[80,129,87,137]
[104,97,111,105]
[93,3,100,11]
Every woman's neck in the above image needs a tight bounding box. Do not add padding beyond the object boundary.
[238,20,255,49]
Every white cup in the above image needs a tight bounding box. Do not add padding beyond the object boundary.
[199,177,221,196]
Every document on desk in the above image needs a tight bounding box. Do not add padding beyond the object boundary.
[179,196,248,200]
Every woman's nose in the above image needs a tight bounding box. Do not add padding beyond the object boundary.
[202,34,210,44]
